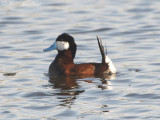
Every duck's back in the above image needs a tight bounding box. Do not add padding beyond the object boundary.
[49,61,109,76]
[74,63,109,75]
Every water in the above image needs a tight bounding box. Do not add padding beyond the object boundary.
[0,0,160,119]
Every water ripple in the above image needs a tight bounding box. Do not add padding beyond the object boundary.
[70,28,113,34]
[23,92,51,98]
[0,0,160,119]
[125,93,160,99]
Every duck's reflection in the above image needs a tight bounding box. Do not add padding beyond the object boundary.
[48,74,116,107]
[97,74,116,90]
[49,75,78,90]
[49,75,84,107]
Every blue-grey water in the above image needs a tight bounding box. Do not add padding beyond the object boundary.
[1,0,160,120]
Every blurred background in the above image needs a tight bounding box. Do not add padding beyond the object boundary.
[0,0,160,119]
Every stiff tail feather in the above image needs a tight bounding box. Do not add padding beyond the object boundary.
[97,36,106,64]
[96,36,116,74]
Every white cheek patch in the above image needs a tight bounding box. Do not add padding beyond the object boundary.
[56,41,69,51]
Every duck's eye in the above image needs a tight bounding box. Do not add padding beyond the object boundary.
[56,41,69,51]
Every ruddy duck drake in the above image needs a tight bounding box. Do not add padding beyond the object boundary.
[43,33,116,76]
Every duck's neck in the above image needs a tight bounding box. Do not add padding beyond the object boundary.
[55,50,74,64]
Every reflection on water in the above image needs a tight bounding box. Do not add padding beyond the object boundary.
[48,74,115,107]
[49,75,78,90]
[1,0,160,119]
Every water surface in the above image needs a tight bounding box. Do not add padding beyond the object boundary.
[0,0,160,119]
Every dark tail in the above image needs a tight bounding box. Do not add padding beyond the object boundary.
[97,36,107,64]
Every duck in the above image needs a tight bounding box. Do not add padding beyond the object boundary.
[43,33,116,76]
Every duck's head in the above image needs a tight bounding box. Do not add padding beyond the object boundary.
[43,33,77,59]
